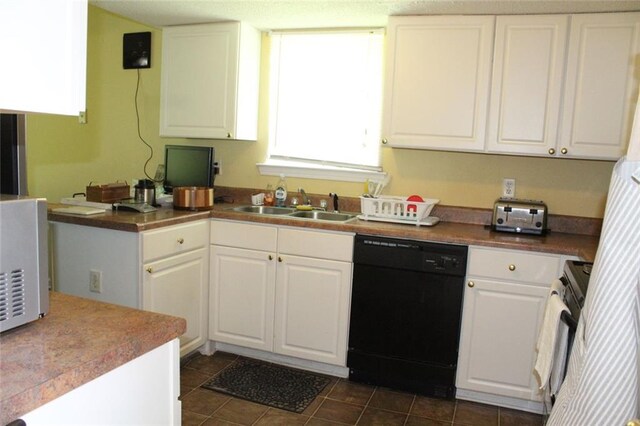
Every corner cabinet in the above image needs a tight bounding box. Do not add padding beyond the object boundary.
[51,220,210,358]
[160,22,261,140]
[382,15,495,152]
[209,220,353,367]
[456,246,567,413]
[142,221,210,357]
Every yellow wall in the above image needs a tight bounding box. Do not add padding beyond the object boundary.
[26,6,615,218]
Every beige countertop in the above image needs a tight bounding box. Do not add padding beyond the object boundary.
[0,292,186,425]
[48,200,600,262]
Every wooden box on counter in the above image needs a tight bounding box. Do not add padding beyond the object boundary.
[86,182,130,203]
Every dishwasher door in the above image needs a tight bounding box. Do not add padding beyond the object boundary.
[347,235,468,398]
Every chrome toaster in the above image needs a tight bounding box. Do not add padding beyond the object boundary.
[492,197,548,235]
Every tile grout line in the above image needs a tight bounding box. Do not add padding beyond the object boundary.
[402,394,417,426]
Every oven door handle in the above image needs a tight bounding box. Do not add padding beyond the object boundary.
[560,310,578,331]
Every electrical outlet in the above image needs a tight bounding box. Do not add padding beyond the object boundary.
[89,269,102,293]
[503,178,516,198]
[214,161,221,176]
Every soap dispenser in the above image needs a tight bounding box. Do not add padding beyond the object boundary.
[275,174,288,207]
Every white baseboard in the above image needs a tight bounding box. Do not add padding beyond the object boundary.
[210,341,349,378]
[456,388,544,414]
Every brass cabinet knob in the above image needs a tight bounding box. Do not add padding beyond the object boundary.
[146,267,153,273]
[278,256,283,262]
[177,238,184,244]
[561,147,568,155]
[548,148,556,155]
[382,138,388,145]
[227,132,232,138]
[509,264,516,271]
[268,255,273,260]
[468,281,475,288]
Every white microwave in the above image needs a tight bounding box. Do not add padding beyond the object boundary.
[0,195,49,332]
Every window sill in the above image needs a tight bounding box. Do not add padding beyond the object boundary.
[257,160,386,183]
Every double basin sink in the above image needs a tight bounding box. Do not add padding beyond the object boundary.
[231,205,357,222]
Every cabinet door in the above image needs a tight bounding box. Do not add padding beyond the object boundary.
[160,22,240,139]
[209,245,276,351]
[559,12,640,159]
[456,278,548,401]
[274,255,352,366]
[143,248,209,357]
[383,15,495,151]
[487,15,568,155]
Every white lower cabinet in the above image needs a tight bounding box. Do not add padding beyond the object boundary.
[209,220,353,367]
[51,219,210,358]
[141,221,210,357]
[456,246,564,413]
[209,244,276,351]
[274,254,352,365]
[143,248,209,356]
[22,339,181,425]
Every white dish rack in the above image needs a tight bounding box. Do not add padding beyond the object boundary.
[358,196,439,226]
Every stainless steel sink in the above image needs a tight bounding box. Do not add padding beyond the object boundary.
[289,210,357,222]
[231,206,295,215]
[230,205,357,222]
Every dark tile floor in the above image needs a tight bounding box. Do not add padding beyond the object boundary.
[180,352,544,426]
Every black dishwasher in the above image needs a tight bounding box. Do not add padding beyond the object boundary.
[348,235,468,399]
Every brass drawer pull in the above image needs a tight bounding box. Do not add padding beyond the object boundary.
[468,281,475,288]
[177,238,184,244]
[509,264,516,271]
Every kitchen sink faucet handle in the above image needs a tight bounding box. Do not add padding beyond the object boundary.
[329,193,339,213]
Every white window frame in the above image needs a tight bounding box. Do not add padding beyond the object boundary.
[258,29,386,183]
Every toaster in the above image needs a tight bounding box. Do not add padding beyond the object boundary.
[492,197,548,235]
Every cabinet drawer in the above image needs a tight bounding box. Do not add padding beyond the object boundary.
[278,228,354,262]
[468,246,561,285]
[210,220,277,252]
[142,220,209,262]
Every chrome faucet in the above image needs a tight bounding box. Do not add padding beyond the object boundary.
[329,192,339,212]
[298,188,310,205]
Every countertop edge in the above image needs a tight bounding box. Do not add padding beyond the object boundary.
[0,293,187,424]
[48,204,600,262]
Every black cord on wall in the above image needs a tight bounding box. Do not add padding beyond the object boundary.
[134,68,162,182]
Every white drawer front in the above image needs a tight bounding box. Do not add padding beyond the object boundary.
[210,220,277,252]
[468,246,561,285]
[143,220,209,262]
[278,228,354,262]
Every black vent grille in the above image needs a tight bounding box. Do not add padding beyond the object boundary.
[0,269,26,323]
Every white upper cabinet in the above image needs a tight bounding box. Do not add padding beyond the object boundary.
[559,12,640,160]
[487,15,568,155]
[383,16,496,151]
[160,22,261,140]
[384,12,640,160]
[0,0,87,116]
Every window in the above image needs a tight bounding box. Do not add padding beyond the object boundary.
[259,29,384,181]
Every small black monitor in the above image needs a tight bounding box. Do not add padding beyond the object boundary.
[163,145,215,193]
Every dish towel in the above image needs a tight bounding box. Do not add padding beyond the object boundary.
[550,278,566,299]
[547,157,640,425]
[534,293,570,392]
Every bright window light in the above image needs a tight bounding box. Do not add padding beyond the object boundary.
[268,30,384,170]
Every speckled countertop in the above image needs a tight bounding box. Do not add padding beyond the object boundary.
[0,292,186,425]
[48,192,601,261]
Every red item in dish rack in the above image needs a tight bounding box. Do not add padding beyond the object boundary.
[406,195,424,213]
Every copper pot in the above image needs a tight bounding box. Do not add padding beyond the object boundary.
[173,187,214,211]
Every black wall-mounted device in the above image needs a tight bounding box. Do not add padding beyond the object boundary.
[123,32,151,69]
